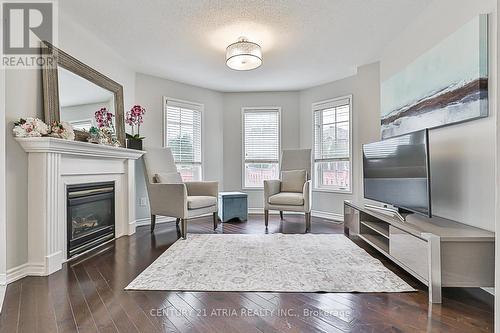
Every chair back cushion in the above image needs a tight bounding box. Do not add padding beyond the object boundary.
[154,172,183,184]
[281,169,306,192]
[143,147,178,182]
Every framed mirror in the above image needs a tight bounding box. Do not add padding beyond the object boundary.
[41,41,125,146]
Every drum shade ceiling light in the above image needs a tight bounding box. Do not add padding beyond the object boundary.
[226,37,262,71]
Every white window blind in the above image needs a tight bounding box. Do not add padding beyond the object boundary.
[243,108,280,188]
[313,96,351,191]
[164,98,203,181]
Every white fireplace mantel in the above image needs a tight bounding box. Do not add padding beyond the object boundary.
[16,137,145,276]
[16,137,145,159]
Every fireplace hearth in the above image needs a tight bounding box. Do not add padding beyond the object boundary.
[67,182,115,258]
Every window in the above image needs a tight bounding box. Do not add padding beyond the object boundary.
[243,107,280,188]
[164,98,203,181]
[313,96,351,192]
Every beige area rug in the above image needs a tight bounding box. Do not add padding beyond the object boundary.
[125,234,415,293]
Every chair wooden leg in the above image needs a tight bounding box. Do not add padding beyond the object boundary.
[279,211,283,220]
[213,212,218,230]
[176,218,180,226]
[182,218,187,239]
[151,214,156,232]
[264,210,269,228]
[305,212,311,233]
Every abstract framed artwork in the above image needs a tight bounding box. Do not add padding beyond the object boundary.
[380,15,488,139]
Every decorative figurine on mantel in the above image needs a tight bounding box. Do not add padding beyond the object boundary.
[88,126,100,144]
[88,107,121,147]
[126,105,146,150]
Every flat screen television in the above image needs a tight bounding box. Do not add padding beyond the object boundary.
[362,129,431,217]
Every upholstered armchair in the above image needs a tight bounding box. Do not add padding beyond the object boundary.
[143,147,219,239]
[263,149,312,232]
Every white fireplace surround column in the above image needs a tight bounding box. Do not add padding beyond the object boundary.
[16,137,145,276]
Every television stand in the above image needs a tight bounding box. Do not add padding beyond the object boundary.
[344,200,495,303]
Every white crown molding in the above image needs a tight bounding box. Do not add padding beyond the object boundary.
[15,137,145,159]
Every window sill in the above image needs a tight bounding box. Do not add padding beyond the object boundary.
[242,187,264,191]
[313,188,352,195]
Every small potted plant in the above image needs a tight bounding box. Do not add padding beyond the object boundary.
[126,105,146,150]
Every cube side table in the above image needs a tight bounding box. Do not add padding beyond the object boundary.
[218,191,248,222]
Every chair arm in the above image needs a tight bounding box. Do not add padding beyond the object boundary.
[148,183,187,218]
[264,180,281,200]
[303,180,312,212]
[185,181,219,197]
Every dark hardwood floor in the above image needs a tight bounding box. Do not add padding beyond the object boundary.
[0,214,493,333]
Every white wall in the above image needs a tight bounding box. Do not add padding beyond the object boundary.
[380,0,497,231]
[495,1,499,330]
[222,92,300,209]
[299,63,381,215]
[134,73,224,219]
[137,71,378,217]
[4,10,136,270]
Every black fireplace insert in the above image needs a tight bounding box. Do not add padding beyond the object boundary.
[67,182,115,258]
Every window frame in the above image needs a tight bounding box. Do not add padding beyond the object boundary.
[311,95,353,194]
[241,106,282,190]
[163,96,204,181]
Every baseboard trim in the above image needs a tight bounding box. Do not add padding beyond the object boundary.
[135,216,175,227]
[0,285,5,313]
[248,208,343,222]
[45,251,63,275]
[482,287,494,295]
[6,263,46,284]
[135,213,214,228]
[248,208,280,215]
[128,220,136,235]
[312,210,344,222]
[133,211,343,227]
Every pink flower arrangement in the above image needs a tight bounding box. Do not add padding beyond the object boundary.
[95,107,114,128]
[126,105,146,137]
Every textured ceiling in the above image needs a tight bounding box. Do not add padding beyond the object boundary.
[60,0,432,92]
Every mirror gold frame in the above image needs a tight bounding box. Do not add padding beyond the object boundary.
[41,41,125,146]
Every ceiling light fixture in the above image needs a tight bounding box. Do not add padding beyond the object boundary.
[226,37,262,71]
